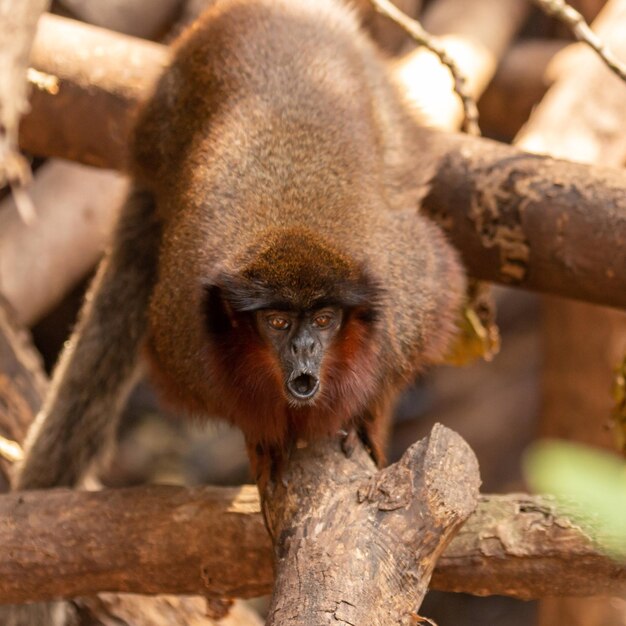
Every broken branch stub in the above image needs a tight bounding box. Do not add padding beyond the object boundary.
[263,424,480,626]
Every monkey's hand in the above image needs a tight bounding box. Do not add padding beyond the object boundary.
[0,601,77,626]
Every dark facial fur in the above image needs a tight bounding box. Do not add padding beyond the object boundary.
[195,231,384,450]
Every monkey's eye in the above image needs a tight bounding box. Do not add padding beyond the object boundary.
[267,315,290,331]
[313,313,334,329]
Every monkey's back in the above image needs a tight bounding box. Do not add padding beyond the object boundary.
[134,0,465,402]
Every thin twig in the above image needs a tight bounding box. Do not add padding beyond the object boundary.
[369,0,480,135]
[532,0,626,83]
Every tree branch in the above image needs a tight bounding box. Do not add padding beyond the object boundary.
[0,483,623,603]
[0,0,51,222]
[20,13,169,170]
[422,131,626,310]
[370,0,480,134]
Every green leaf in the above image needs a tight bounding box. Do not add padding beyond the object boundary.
[524,441,626,561]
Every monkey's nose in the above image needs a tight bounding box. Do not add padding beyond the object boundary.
[287,373,320,400]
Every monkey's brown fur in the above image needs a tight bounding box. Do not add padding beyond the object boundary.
[6,5,464,620]
[135,0,465,469]
[17,0,465,489]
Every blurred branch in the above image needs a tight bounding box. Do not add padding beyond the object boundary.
[0,161,125,326]
[479,39,567,139]
[533,0,626,82]
[0,0,50,222]
[369,0,480,134]
[21,13,169,170]
[393,0,529,132]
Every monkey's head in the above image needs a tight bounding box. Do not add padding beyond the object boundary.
[206,228,382,418]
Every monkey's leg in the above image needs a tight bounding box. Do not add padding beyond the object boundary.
[15,186,161,490]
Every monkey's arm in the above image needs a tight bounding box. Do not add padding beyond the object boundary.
[15,187,161,490]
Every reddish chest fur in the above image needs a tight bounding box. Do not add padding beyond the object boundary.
[208,312,379,449]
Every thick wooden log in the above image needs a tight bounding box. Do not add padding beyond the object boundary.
[21,13,169,170]
[422,132,626,310]
[0,485,624,603]
[262,425,479,625]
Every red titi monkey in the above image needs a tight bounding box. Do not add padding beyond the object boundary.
[8,2,465,620]
[16,0,465,505]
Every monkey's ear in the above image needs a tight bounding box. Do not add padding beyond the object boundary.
[204,284,236,335]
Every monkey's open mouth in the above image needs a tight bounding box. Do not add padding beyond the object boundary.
[287,373,320,401]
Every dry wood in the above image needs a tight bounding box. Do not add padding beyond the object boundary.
[371,0,480,134]
[0,296,47,484]
[0,162,125,326]
[21,13,169,170]
[431,493,626,599]
[262,425,479,625]
[422,132,626,310]
[0,0,50,222]
[0,484,624,602]
[517,0,626,163]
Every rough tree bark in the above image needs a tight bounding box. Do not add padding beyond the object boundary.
[421,132,626,310]
[261,425,480,625]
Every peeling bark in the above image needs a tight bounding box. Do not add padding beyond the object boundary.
[422,132,626,309]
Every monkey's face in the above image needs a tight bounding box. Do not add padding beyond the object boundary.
[255,306,343,405]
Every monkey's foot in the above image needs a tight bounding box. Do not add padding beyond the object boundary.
[340,427,360,458]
